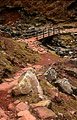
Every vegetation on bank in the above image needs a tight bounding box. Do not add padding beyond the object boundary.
[0,36,40,82]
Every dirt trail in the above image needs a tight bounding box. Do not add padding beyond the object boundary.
[0,37,60,91]
[0,28,76,119]
[0,35,60,108]
[0,27,76,95]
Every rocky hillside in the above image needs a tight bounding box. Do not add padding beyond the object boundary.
[0,36,40,82]
[0,0,77,24]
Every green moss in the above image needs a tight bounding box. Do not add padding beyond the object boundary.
[40,78,77,120]
[49,50,59,57]
[60,34,73,41]
[13,92,41,104]
[40,79,54,98]
[52,93,77,120]
[59,34,76,47]
[0,37,40,81]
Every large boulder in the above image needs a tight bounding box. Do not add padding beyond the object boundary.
[55,78,77,95]
[44,67,58,82]
[12,69,43,96]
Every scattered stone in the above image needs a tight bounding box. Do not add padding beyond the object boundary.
[44,67,58,82]
[16,102,29,112]
[18,116,25,120]
[64,67,77,78]
[26,63,32,67]
[72,94,77,100]
[30,100,51,108]
[17,110,36,120]
[12,69,43,96]
[0,108,8,119]
[33,65,42,72]
[48,87,59,99]
[58,112,64,118]
[8,103,15,111]
[0,80,18,91]
[33,107,57,119]
[69,59,77,65]
[53,96,61,103]
[7,95,11,98]
[55,78,77,95]
[69,110,77,115]
[14,100,20,105]
[0,117,7,120]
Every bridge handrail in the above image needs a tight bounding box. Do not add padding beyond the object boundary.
[35,26,61,40]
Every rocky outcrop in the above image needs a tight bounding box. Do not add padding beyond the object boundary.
[55,78,77,95]
[12,69,43,96]
[44,67,58,82]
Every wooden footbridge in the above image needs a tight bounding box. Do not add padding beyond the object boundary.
[26,26,77,40]
[35,26,61,40]
[23,26,62,40]
[35,26,77,41]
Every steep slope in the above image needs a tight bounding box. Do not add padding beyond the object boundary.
[0,0,77,24]
[0,36,40,82]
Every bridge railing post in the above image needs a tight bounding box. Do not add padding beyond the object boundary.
[43,29,44,38]
[48,28,50,36]
[36,31,38,40]
[53,28,55,35]
[58,27,60,34]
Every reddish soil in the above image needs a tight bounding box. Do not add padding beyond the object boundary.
[0,33,76,119]
[37,54,60,66]
[0,9,20,25]
[0,91,13,110]
[0,36,60,117]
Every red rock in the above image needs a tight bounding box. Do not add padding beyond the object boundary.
[33,65,42,71]
[17,110,36,120]
[0,83,9,91]
[0,80,18,91]
[14,100,20,105]
[7,95,11,98]
[0,118,6,120]
[48,87,60,100]
[0,108,8,119]
[5,78,13,82]
[52,96,61,103]
[18,116,25,120]
[16,102,29,112]
[34,107,57,119]
[8,103,15,111]
[27,63,32,67]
